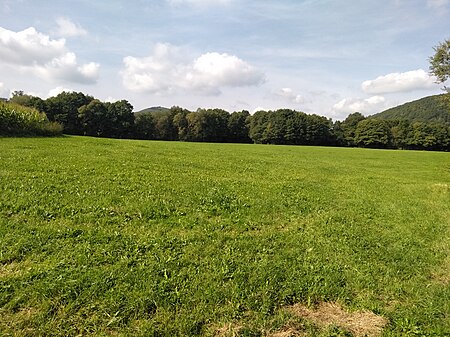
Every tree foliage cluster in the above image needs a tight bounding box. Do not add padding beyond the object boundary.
[5,91,449,151]
[334,112,449,151]
[9,91,135,138]
[0,100,62,137]
[429,38,450,92]
[248,109,334,145]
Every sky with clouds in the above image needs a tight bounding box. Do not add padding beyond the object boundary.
[0,0,448,119]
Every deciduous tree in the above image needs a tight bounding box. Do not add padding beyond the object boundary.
[429,38,450,92]
[354,119,392,148]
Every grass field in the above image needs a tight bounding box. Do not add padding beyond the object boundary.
[0,136,449,336]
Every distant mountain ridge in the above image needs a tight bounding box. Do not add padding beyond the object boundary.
[135,106,170,115]
[371,93,450,125]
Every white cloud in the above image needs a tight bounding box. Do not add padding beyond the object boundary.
[332,95,386,116]
[0,26,99,84]
[104,96,120,103]
[252,106,269,113]
[48,86,74,97]
[188,52,265,93]
[31,52,99,84]
[0,27,65,64]
[362,69,437,94]
[427,0,449,9]
[55,17,87,37]
[273,87,305,104]
[167,0,232,6]
[122,43,264,95]
[0,82,8,98]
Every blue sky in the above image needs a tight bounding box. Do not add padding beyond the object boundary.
[0,0,448,119]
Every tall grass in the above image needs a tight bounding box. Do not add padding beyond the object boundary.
[0,101,62,136]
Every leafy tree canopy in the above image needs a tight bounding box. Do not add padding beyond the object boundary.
[429,38,450,92]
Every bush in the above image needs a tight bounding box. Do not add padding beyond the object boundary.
[0,102,63,136]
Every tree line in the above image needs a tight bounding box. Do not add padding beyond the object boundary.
[6,91,450,151]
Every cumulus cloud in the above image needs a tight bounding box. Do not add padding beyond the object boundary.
[0,27,65,64]
[55,17,87,37]
[362,69,436,94]
[31,52,99,84]
[273,87,305,104]
[122,43,264,95]
[333,95,386,115]
[187,52,265,92]
[0,26,99,84]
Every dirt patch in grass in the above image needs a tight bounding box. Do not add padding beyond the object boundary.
[287,302,388,337]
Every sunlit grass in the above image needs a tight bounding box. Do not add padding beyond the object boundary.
[0,136,449,336]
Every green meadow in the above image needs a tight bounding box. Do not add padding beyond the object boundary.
[0,136,449,336]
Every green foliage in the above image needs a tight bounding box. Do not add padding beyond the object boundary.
[407,122,450,151]
[5,89,449,151]
[152,107,179,140]
[134,111,156,140]
[0,101,62,136]
[135,106,171,115]
[429,38,450,91]
[0,137,449,336]
[247,110,270,143]
[105,100,135,138]
[183,108,230,142]
[78,99,109,136]
[9,91,46,112]
[371,93,450,125]
[339,112,366,146]
[354,119,392,148]
[247,109,334,145]
[78,99,135,138]
[228,110,252,143]
[45,91,94,135]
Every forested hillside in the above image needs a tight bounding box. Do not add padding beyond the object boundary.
[371,93,450,125]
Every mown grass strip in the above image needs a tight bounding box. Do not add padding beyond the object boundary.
[0,137,449,336]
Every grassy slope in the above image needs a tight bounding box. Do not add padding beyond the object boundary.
[0,137,449,336]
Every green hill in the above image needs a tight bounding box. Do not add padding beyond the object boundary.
[135,106,170,116]
[371,93,450,125]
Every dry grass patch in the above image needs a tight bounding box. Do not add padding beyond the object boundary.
[0,260,31,279]
[213,323,306,337]
[267,327,305,337]
[213,323,244,336]
[431,183,449,192]
[287,302,388,337]
[431,256,450,285]
[0,307,40,333]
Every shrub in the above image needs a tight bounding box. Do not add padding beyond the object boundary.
[0,102,63,136]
